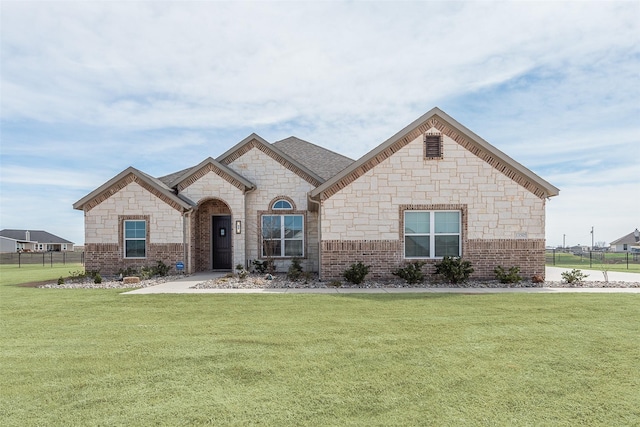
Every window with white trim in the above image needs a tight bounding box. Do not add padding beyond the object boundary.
[262,214,303,257]
[124,220,146,258]
[404,211,460,258]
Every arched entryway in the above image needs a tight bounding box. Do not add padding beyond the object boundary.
[193,198,233,271]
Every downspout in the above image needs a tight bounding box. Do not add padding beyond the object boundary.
[183,208,193,274]
[307,193,322,279]
[244,186,257,269]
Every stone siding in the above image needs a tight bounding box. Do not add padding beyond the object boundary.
[83,181,186,275]
[320,130,547,280]
[180,170,246,272]
[227,147,319,272]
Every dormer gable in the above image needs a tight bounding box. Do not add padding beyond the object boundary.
[217,133,325,187]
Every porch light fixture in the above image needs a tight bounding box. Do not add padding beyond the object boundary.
[236,220,242,234]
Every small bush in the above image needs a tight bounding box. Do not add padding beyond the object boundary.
[57,277,65,286]
[94,273,102,284]
[236,264,248,280]
[140,266,154,280]
[561,269,589,284]
[434,256,474,284]
[343,261,370,285]
[287,257,304,281]
[392,261,426,284]
[494,266,523,284]
[252,259,274,274]
[69,270,86,279]
[154,260,170,277]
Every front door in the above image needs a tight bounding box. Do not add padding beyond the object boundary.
[212,216,232,270]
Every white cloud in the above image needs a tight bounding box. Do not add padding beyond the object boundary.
[1,1,638,245]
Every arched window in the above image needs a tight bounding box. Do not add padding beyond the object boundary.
[272,199,293,210]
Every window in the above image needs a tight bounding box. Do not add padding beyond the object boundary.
[424,134,442,159]
[404,211,460,258]
[124,220,146,258]
[272,199,293,210]
[262,214,303,257]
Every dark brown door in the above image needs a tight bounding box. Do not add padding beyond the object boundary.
[212,216,232,270]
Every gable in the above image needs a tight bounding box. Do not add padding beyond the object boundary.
[171,157,255,193]
[311,107,560,201]
[217,134,325,187]
[73,167,192,212]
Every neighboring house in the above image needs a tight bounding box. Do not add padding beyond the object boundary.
[0,229,74,252]
[610,229,640,252]
[74,108,559,280]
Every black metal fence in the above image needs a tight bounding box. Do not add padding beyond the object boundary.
[545,249,640,270]
[0,251,85,267]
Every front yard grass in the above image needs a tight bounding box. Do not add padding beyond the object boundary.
[0,263,84,286]
[1,284,638,426]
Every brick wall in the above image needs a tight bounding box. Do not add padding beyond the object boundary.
[85,243,185,276]
[320,238,545,281]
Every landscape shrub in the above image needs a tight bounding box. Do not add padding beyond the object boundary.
[392,261,426,284]
[434,256,474,284]
[57,277,64,285]
[94,273,102,284]
[561,269,589,284]
[287,257,304,281]
[343,261,370,285]
[252,259,274,274]
[236,264,248,280]
[153,260,170,277]
[494,266,523,284]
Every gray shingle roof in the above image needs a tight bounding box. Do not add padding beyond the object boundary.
[0,229,73,244]
[273,137,354,181]
[610,230,640,245]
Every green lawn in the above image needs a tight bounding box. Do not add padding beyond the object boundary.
[1,284,638,426]
[0,263,85,286]
[546,252,640,273]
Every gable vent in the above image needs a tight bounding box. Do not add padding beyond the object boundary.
[424,133,443,159]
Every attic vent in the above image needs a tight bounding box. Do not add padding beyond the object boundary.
[424,134,443,159]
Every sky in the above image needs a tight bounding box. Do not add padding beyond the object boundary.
[1,1,638,248]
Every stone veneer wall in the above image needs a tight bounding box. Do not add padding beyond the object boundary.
[83,180,185,276]
[319,128,548,281]
[192,199,231,271]
[226,146,319,272]
[179,169,246,272]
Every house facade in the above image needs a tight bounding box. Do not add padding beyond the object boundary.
[0,229,74,253]
[610,229,640,252]
[74,108,559,280]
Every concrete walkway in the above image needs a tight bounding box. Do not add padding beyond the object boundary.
[123,267,640,295]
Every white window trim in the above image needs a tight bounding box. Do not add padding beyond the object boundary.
[262,214,304,258]
[124,219,147,259]
[404,210,461,259]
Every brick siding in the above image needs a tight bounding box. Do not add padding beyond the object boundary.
[85,243,185,276]
[320,238,545,281]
